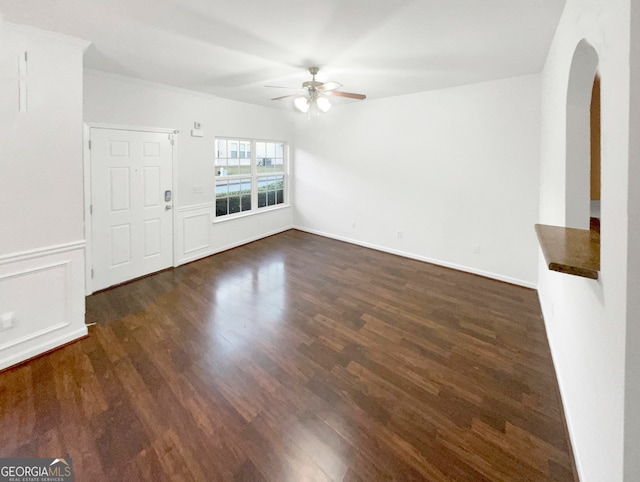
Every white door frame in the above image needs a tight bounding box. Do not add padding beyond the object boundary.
[83,123,179,295]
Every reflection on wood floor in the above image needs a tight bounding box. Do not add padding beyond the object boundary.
[0,230,575,481]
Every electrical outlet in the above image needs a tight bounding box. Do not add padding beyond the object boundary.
[396,230,403,239]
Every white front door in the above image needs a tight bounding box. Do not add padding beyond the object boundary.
[90,128,174,291]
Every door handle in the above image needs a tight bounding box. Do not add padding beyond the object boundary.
[165,205,172,211]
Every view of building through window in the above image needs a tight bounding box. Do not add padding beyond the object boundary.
[215,138,287,217]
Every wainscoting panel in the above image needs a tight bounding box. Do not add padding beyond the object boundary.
[0,242,87,371]
[184,213,212,254]
[174,203,294,266]
[175,204,214,265]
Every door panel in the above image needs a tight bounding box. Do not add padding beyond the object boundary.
[109,168,131,211]
[91,128,173,291]
[143,167,161,207]
[111,224,131,266]
[144,219,161,257]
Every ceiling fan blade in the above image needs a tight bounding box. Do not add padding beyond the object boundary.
[271,93,301,101]
[317,81,342,92]
[326,91,366,100]
[265,85,298,89]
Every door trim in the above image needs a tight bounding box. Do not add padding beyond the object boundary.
[83,123,179,295]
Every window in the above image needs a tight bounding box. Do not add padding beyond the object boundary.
[215,138,287,218]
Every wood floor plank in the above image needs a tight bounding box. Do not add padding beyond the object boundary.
[0,230,576,480]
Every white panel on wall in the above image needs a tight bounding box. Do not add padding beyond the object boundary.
[110,224,131,266]
[0,244,87,371]
[144,219,161,257]
[183,212,211,254]
[109,167,130,212]
[0,261,68,350]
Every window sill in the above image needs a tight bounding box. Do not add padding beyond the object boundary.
[535,223,600,280]
[212,204,291,224]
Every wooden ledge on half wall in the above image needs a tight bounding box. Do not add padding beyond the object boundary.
[535,223,600,280]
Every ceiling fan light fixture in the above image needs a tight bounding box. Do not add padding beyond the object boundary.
[270,67,365,113]
[317,96,331,112]
[294,96,310,113]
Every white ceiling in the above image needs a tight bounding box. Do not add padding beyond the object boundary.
[0,0,566,109]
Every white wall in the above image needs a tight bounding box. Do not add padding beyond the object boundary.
[0,20,88,369]
[293,75,541,287]
[538,0,635,480]
[625,4,640,481]
[83,71,295,270]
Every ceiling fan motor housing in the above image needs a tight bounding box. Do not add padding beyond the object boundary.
[302,80,322,91]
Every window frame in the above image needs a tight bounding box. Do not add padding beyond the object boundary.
[214,137,289,221]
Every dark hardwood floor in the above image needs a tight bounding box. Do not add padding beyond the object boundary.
[0,230,575,481]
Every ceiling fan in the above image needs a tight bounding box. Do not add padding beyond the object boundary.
[268,67,366,114]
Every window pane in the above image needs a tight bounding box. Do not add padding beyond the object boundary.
[267,191,276,206]
[229,196,241,214]
[272,157,284,173]
[239,158,251,175]
[215,162,228,176]
[227,159,240,176]
[258,192,266,208]
[216,139,228,159]
[257,157,272,174]
[276,189,284,204]
[272,175,284,190]
[216,198,228,216]
[266,142,276,158]
[256,142,265,158]
[275,143,284,158]
[215,181,228,197]
[229,179,242,194]
[241,195,251,211]
[241,141,251,159]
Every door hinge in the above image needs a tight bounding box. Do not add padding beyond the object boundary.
[89,204,93,215]
[91,268,94,279]
[168,133,175,145]
[88,139,92,150]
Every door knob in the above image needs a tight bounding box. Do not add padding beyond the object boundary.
[165,205,172,211]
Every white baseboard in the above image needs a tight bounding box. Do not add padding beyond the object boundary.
[293,226,536,289]
[0,327,87,371]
